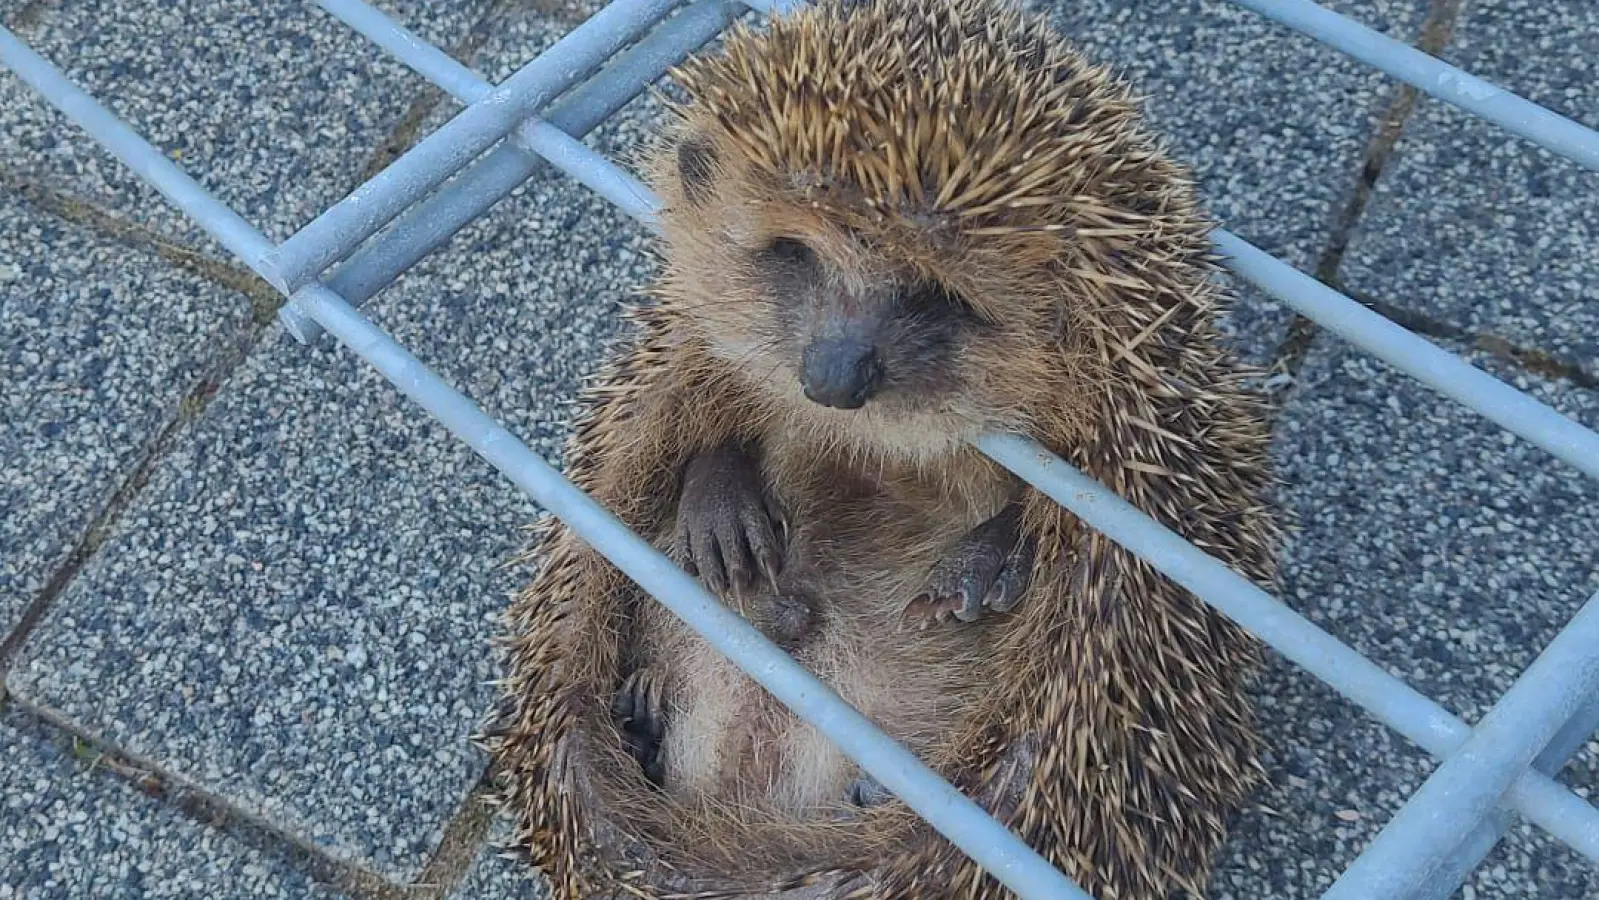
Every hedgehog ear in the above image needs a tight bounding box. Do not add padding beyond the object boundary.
[676,134,718,207]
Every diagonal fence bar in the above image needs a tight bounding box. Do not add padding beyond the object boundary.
[1323,590,1599,900]
[0,24,1091,900]
[975,432,1599,866]
[313,0,661,221]
[1224,0,1599,171]
[1416,692,1599,900]
[281,0,744,343]
[261,0,684,293]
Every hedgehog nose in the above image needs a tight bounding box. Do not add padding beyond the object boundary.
[800,339,883,410]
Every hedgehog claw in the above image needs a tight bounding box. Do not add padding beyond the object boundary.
[903,503,1033,627]
[674,443,785,598]
[847,774,893,808]
[613,669,666,786]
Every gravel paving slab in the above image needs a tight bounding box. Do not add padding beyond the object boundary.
[0,0,489,251]
[1339,0,1599,380]
[1210,336,1599,899]
[1037,0,1429,365]
[0,707,348,899]
[6,136,657,881]
[443,815,549,900]
[0,191,253,637]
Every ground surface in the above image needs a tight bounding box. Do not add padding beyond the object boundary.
[1,0,1595,897]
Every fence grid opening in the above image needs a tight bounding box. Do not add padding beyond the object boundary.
[2,0,1596,897]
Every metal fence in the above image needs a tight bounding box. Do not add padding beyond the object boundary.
[3,0,1597,896]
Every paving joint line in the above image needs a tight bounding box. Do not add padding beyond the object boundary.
[400,774,505,898]
[1264,0,1467,381]
[0,693,415,900]
[0,345,251,672]
[0,173,290,670]
[1333,280,1599,391]
[1258,274,1597,437]
[1,167,281,323]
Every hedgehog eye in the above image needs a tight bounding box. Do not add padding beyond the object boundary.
[900,281,975,319]
[677,135,718,206]
[762,237,818,269]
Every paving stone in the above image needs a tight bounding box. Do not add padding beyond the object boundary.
[0,706,349,899]
[5,72,658,878]
[0,191,253,637]
[1210,336,1599,898]
[444,814,550,900]
[1340,0,1599,380]
[0,0,490,252]
[1035,0,1429,365]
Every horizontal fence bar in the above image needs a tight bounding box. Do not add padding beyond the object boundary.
[262,0,683,292]
[975,432,1599,864]
[1324,590,1599,900]
[281,0,735,342]
[1226,0,1599,171]
[0,24,1090,899]
[1211,230,1599,482]
[312,0,489,103]
[1416,691,1599,900]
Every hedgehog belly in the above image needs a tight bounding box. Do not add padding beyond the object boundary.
[648,502,1003,819]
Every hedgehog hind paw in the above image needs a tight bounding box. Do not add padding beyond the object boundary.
[612,668,667,787]
[847,774,893,808]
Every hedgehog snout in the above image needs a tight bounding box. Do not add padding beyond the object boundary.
[799,338,884,410]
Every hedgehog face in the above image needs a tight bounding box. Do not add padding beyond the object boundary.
[648,127,1097,460]
[750,232,979,414]
[658,145,1029,445]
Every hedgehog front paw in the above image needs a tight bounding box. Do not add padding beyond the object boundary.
[904,503,1034,626]
[673,443,786,596]
[612,668,666,786]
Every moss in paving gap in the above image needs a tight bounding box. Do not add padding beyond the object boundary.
[0,168,282,323]
[1337,281,1598,391]
[0,388,191,672]
[401,776,504,897]
[1473,335,1597,391]
[5,0,57,33]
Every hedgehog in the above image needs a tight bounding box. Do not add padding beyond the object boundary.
[479,0,1281,897]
